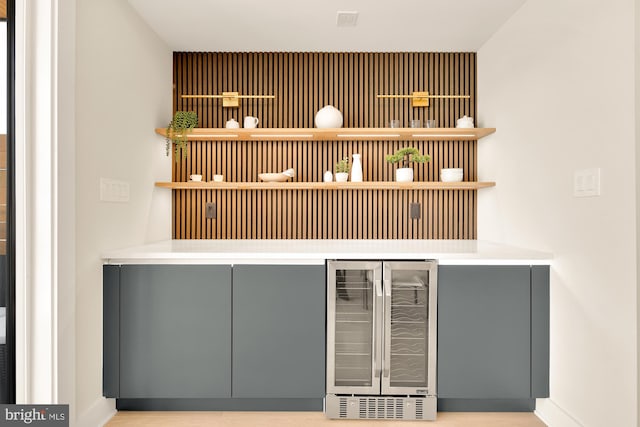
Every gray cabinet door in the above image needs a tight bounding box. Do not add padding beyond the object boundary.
[232,265,326,398]
[119,265,232,398]
[438,266,531,399]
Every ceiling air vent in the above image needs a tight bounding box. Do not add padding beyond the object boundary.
[336,11,359,27]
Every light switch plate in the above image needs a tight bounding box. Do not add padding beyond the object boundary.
[336,11,359,27]
[100,178,130,203]
[573,168,601,197]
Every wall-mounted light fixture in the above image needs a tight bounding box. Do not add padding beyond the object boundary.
[377,91,470,108]
[182,92,275,108]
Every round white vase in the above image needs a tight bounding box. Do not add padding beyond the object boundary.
[395,168,414,182]
[315,105,343,128]
[351,154,363,182]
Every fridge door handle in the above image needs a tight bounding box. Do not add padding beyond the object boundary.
[383,279,392,379]
[374,279,383,378]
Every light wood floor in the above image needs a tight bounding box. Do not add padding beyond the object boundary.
[105,411,547,427]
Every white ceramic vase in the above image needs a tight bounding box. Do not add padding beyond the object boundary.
[351,154,363,182]
[315,105,343,128]
[395,168,414,182]
[335,172,349,182]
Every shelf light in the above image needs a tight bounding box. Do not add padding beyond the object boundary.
[250,134,314,138]
[197,134,239,138]
[337,134,401,138]
[412,134,475,138]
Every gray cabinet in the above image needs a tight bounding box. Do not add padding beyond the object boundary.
[104,265,232,398]
[104,263,326,407]
[437,265,549,407]
[232,265,326,398]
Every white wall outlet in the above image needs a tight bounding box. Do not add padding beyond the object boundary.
[573,168,601,197]
[100,178,130,203]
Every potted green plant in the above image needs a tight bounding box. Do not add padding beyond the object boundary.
[335,157,350,182]
[385,147,431,182]
[165,111,198,160]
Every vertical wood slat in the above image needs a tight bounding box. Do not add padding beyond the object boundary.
[172,52,478,240]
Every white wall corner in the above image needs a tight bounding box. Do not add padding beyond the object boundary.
[535,399,584,427]
[76,397,115,427]
[57,0,77,422]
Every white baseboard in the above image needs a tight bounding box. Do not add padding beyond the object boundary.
[76,397,116,427]
[535,398,583,427]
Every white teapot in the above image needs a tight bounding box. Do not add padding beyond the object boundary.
[225,118,240,129]
[315,105,343,128]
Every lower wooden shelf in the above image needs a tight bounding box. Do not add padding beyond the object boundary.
[155,181,496,190]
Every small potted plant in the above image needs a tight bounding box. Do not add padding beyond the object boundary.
[335,157,350,182]
[165,111,198,160]
[385,147,431,182]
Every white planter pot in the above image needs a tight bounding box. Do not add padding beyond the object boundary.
[395,168,414,182]
[335,172,349,182]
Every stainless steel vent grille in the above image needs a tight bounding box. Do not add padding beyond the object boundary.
[396,398,404,419]
[325,395,436,421]
[339,398,347,418]
[416,398,424,419]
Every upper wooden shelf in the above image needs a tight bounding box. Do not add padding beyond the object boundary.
[155,127,496,142]
[155,181,496,190]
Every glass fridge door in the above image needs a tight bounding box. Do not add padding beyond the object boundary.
[327,261,382,395]
[382,261,437,396]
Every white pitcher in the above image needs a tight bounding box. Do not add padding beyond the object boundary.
[244,116,259,128]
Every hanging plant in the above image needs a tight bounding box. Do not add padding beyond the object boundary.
[165,111,198,160]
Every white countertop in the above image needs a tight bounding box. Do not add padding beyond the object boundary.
[102,240,552,265]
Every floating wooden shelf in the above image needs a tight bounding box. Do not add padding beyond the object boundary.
[155,127,496,142]
[155,181,496,190]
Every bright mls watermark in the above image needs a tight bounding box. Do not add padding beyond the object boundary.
[0,405,68,426]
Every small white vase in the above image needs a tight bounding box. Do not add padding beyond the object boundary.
[315,105,343,128]
[395,168,414,182]
[351,154,363,182]
[335,172,349,182]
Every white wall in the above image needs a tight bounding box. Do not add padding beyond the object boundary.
[75,0,172,424]
[478,0,637,426]
[59,0,78,418]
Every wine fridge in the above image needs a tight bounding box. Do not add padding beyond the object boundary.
[325,260,437,421]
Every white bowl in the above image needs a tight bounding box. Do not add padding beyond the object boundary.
[258,173,292,182]
[440,168,464,182]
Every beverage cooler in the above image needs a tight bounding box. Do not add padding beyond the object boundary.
[325,260,437,421]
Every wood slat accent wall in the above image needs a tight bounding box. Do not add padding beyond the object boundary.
[172,52,478,239]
